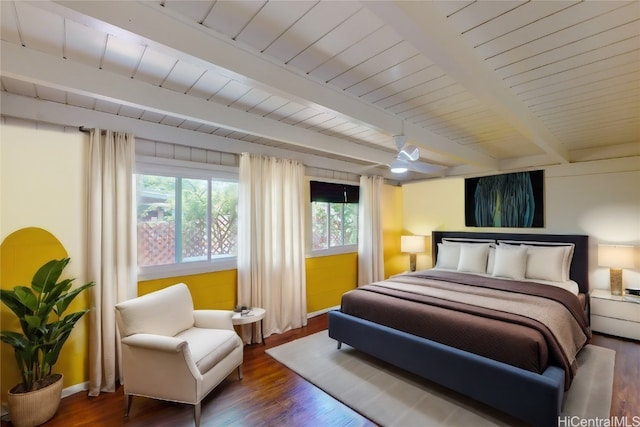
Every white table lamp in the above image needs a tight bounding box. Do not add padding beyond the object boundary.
[401,235,425,272]
[598,244,635,296]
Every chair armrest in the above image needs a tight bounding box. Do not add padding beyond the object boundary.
[194,310,234,330]
[120,333,203,385]
[121,333,187,352]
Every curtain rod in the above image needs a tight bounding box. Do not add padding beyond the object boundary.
[79,127,125,135]
[79,126,103,134]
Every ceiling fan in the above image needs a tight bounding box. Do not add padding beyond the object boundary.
[388,135,444,174]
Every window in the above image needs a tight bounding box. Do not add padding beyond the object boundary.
[137,173,238,270]
[310,181,359,252]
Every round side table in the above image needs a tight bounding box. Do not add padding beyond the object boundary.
[232,307,266,344]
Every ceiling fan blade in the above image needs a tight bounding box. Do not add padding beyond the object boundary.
[355,163,387,174]
[398,144,420,161]
[392,135,407,151]
[408,161,446,174]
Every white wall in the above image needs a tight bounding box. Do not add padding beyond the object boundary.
[403,158,640,290]
[0,118,88,281]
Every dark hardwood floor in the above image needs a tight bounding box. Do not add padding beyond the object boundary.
[590,333,640,419]
[2,314,637,427]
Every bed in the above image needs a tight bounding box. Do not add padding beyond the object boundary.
[328,231,591,427]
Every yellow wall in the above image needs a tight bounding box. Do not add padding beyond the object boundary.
[2,118,639,405]
[306,253,357,313]
[0,123,88,273]
[402,163,640,288]
[139,252,365,315]
[138,269,237,309]
[382,184,406,277]
[403,177,465,234]
[0,121,407,400]
[1,228,90,400]
[1,122,90,405]
[403,177,464,268]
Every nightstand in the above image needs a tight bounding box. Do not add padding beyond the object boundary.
[590,289,640,340]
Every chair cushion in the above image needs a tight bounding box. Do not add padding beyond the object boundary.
[176,327,242,374]
[116,283,195,337]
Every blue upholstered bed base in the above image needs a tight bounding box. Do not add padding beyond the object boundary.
[328,310,565,427]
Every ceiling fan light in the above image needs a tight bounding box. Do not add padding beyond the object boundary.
[390,159,408,174]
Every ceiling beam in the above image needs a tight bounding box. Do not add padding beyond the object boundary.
[0,40,397,166]
[49,0,498,169]
[363,1,570,164]
[0,91,383,176]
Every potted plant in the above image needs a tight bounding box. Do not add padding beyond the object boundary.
[0,258,94,427]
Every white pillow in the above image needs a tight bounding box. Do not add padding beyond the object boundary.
[436,243,461,269]
[492,245,527,280]
[499,240,575,281]
[487,246,496,275]
[524,245,567,282]
[457,244,490,274]
[560,245,575,281]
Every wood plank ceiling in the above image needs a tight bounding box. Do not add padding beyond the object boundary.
[1,0,638,181]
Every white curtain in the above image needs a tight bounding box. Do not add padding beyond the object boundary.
[237,153,307,343]
[87,129,137,396]
[357,175,385,286]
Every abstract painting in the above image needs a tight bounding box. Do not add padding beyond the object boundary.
[465,170,544,228]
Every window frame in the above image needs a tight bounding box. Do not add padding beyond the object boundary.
[136,157,238,280]
[307,178,359,258]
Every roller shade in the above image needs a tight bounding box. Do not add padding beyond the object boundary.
[310,181,359,203]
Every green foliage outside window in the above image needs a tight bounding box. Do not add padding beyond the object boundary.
[311,201,358,250]
[137,174,238,267]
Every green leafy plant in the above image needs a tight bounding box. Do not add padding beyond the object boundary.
[0,258,95,392]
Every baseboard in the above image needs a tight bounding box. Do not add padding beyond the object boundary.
[62,381,89,398]
[307,305,339,319]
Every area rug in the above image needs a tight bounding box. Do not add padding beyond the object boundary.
[266,331,615,426]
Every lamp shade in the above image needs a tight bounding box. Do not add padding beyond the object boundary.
[598,245,635,269]
[401,235,425,254]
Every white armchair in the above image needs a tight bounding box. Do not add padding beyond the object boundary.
[114,283,243,426]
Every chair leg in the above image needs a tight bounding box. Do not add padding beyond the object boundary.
[237,364,243,380]
[124,394,133,416]
[194,402,201,427]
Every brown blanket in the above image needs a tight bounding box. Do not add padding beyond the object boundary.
[340,270,591,389]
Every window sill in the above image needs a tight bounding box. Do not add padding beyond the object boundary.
[138,258,237,281]
[307,245,358,258]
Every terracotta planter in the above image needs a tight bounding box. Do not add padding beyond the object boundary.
[7,374,63,427]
